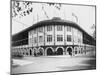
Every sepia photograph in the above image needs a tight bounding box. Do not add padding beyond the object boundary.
[11,0,96,74]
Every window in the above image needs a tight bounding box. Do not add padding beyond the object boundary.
[34,37,37,43]
[47,26,52,31]
[67,26,71,32]
[39,36,43,43]
[38,27,43,32]
[57,35,63,42]
[47,35,52,42]
[57,25,63,31]
[67,35,72,42]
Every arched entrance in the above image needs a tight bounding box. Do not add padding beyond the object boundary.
[74,47,77,54]
[33,48,37,56]
[67,47,72,56]
[23,49,25,55]
[38,47,44,56]
[47,48,54,56]
[56,48,63,55]
[30,49,32,55]
[26,48,29,56]
[81,47,83,54]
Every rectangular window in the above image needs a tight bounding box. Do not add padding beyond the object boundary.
[47,35,52,42]
[67,35,72,42]
[67,26,71,32]
[57,35,63,42]
[39,36,43,43]
[47,26,52,31]
[57,25,63,31]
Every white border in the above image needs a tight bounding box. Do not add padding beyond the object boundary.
[0,0,100,75]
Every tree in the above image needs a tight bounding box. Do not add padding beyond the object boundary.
[12,1,62,19]
[12,1,33,18]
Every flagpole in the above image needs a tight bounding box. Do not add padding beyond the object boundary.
[72,13,78,24]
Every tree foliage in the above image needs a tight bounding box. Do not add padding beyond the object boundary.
[12,1,62,19]
[12,1,33,18]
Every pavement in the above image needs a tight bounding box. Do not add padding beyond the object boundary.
[12,59,33,66]
[11,52,96,74]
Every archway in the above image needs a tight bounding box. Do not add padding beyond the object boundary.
[67,47,72,56]
[22,49,25,55]
[33,48,37,56]
[24,48,27,56]
[78,47,81,54]
[38,47,44,56]
[26,48,29,56]
[81,47,83,54]
[56,48,63,55]
[47,48,54,56]
[74,47,77,54]
[30,49,32,55]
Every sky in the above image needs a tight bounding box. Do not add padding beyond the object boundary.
[12,2,95,36]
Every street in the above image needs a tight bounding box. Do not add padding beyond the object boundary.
[11,52,96,74]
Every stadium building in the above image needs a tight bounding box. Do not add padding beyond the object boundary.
[12,17,96,56]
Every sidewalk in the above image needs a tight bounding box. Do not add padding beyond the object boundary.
[11,54,96,74]
[12,59,33,66]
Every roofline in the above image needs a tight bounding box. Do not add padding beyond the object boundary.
[12,19,94,40]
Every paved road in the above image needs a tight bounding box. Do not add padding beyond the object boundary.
[11,53,96,74]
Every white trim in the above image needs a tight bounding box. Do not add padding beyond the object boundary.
[56,47,64,52]
[38,47,44,51]
[29,48,33,55]
[45,47,54,52]
[38,47,44,55]
[26,48,29,56]
[66,46,73,51]
[56,47,64,55]
[33,47,38,53]
[45,47,54,55]
[66,46,73,55]
[74,47,77,51]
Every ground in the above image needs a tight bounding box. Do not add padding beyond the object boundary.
[11,51,96,74]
